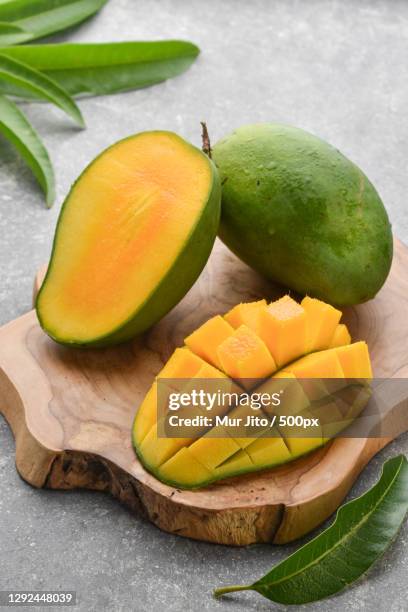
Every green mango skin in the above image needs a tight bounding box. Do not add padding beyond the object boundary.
[213,124,393,306]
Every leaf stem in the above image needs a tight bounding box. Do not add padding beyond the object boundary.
[213,584,253,598]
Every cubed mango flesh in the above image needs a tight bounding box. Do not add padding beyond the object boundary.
[138,362,233,470]
[301,296,342,352]
[333,341,372,379]
[329,323,351,348]
[159,448,213,488]
[213,449,254,480]
[185,315,234,369]
[216,325,276,382]
[245,431,292,466]
[134,347,207,445]
[258,296,307,367]
[224,299,267,333]
[160,346,205,379]
[132,294,371,489]
[259,373,310,416]
[189,430,241,470]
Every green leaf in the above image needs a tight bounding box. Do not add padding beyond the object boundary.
[0,21,32,46]
[214,455,408,605]
[0,0,108,42]
[0,40,200,98]
[0,94,55,206]
[0,53,84,126]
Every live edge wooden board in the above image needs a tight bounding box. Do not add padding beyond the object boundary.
[0,238,407,546]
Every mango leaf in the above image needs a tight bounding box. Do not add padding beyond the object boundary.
[0,94,55,206]
[214,455,408,605]
[0,53,84,126]
[0,0,108,42]
[0,40,200,98]
[0,21,32,46]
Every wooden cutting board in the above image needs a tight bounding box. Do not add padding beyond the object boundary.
[0,238,407,546]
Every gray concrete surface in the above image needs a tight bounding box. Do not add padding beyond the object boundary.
[0,0,407,610]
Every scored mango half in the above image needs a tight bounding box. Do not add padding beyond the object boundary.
[132,295,372,489]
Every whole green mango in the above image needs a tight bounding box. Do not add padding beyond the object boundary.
[212,124,393,306]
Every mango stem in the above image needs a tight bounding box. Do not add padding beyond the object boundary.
[200,121,212,158]
[213,584,253,598]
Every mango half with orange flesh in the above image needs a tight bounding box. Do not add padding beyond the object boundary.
[36,131,221,347]
[132,295,372,489]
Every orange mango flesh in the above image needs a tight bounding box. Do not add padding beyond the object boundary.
[258,296,308,367]
[258,374,310,416]
[185,316,234,369]
[37,132,213,344]
[275,350,342,453]
[224,299,267,333]
[138,361,230,470]
[244,433,292,467]
[338,385,372,420]
[278,349,344,401]
[301,296,342,352]
[133,295,372,489]
[334,341,373,379]
[189,430,242,470]
[280,350,344,379]
[329,323,351,348]
[159,448,213,488]
[133,347,206,446]
[213,449,254,480]
[216,325,277,382]
[140,426,193,469]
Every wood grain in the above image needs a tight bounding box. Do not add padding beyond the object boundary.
[1,238,407,546]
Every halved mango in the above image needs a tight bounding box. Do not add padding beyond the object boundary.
[132,294,371,489]
[36,131,221,347]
